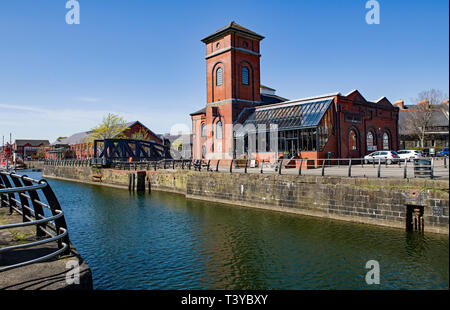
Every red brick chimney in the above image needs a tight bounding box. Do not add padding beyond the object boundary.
[393,99,405,110]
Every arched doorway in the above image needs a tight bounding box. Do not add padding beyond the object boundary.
[366,130,376,153]
[382,131,391,150]
[348,128,360,157]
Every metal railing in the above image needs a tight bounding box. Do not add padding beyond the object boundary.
[110,157,447,179]
[0,170,71,272]
[39,156,449,179]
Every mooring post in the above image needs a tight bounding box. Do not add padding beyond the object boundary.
[128,173,132,192]
[348,159,352,177]
[148,178,151,194]
[378,159,381,178]
[431,158,434,179]
[136,172,146,193]
[132,173,135,192]
[403,159,407,179]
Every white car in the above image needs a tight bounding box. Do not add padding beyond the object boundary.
[364,151,400,164]
[396,150,422,161]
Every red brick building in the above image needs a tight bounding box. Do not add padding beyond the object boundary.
[46,121,162,160]
[12,139,50,160]
[190,22,399,165]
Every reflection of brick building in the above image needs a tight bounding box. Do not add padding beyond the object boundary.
[46,121,162,160]
[190,22,399,164]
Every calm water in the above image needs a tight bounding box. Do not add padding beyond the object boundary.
[21,171,449,289]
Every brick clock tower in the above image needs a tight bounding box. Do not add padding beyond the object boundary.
[193,22,264,159]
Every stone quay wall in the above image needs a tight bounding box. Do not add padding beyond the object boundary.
[41,165,449,234]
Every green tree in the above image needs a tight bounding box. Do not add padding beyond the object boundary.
[87,113,127,142]
[130,127,151,141]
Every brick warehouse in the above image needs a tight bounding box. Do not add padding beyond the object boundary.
[190,22,399,165]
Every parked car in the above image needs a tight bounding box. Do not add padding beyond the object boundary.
[396,150,422,161]
[436,148,449,157]
[364,151,400,164]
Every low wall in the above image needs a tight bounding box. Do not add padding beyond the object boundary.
[42,166,449,234]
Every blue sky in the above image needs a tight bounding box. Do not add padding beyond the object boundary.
[0,0,448,142]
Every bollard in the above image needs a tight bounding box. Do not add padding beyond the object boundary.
[348,159,352,177]
[230,159,233,173]
[244,160,248,174]
[444,157,447,169]
[260,159,264,174]
[128,173,132,192]
[321,159,325,176]
[278,159,282,175]
[298,159,303,176]
[207,160,210,172]
[431,158,434,179]
[148,178,151,194]
[189,160,192,170]
[403,159,407,179]
[378,159,381,178]
[173,160,175,170]
[216,160,220,172]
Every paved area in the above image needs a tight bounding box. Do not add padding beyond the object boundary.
[0,207,92,290]
[209,160,450,180]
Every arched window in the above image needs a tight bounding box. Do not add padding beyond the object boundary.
[242,66,249,85]
[202,145,206,158]
[349,129,357,151]
[216,121,223,139]
[201,124,206,137]
[216,67,223,86]
[383,132,390,150]
[367,131,376,151]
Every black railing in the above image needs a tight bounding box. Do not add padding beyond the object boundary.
[0,170,71,272]
[38,156,449,179]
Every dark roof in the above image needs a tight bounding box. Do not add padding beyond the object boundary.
[260,93,289,106]
[235,98,333,136]
[201,21,264,43]
[399,109,449,135]
[14,140,50,147]
[52,120,160,146]
[190,107,206,116]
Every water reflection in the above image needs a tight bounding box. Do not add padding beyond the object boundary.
[17,171,449,290]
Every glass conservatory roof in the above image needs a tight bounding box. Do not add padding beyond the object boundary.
[235,98,333,136]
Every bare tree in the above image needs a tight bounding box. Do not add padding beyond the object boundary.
[402,89,445,148]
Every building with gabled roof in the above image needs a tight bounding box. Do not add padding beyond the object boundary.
[190,22,399,166]
[46,121,162,160]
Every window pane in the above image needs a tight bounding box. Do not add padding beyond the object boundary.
[242,66,249,85]
[216,67,223,86]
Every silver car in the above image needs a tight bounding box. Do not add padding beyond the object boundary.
[364,151,400,164]
[396,150,422,161]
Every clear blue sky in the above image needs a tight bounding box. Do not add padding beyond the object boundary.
[0,0,448,142]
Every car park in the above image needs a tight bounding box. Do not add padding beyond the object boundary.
[364,151,400,164]
[396,150,422,161]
